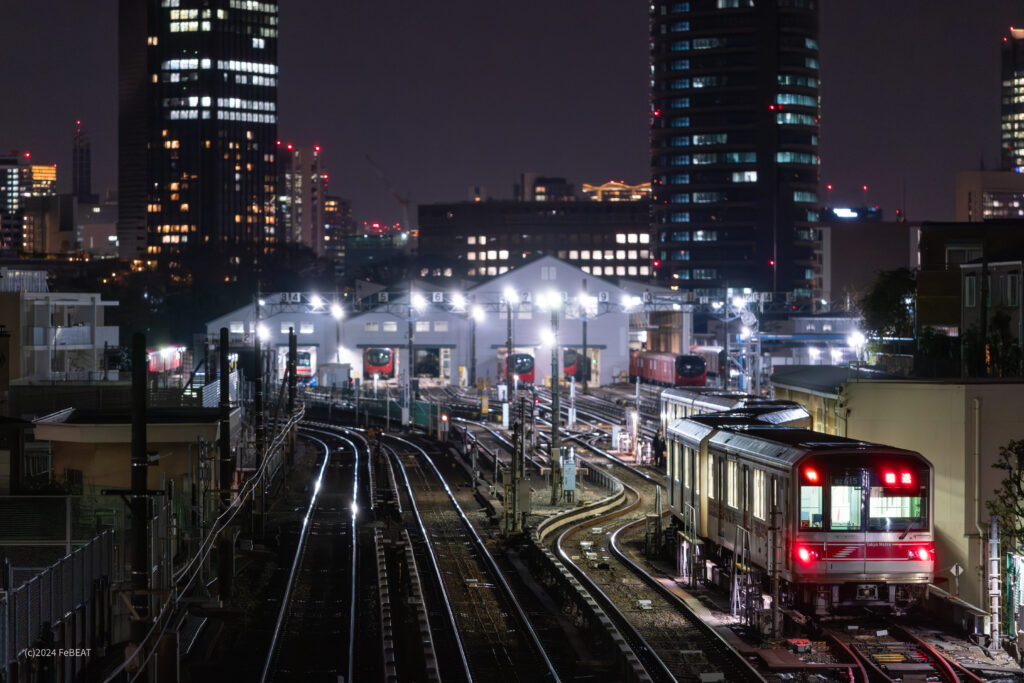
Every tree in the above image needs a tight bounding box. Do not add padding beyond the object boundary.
[986,439,1024,641]
[987,439,1024,553]
[859,268,915,339]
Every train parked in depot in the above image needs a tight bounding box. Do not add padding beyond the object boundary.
[500,352,536,385]
[363,347,395,379]
[629,350,707,387]
[663,399,935,615]
[563,349,591,381]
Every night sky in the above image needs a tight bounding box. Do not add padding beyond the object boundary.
[0,1,1019,227]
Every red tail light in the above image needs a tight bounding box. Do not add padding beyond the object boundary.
[917,547,930,562]
[796,546,812,564]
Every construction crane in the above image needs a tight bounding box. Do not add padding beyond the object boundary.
[365,154,411,232]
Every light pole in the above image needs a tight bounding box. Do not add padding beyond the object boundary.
[503,287,518,426]
[331,303,344,363]
[470,304,484,390]
[543,292,563,506]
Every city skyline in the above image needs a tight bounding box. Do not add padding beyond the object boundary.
[0,1,1020,228]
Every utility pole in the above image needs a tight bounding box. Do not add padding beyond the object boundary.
[218,328,232,507]
[287,327,297,466]
[407,282,414,425]
[253,317,265,539]
[771,502,781,636]
[130,333,150,625]
[581,278,589,395]
[549,304,562,506]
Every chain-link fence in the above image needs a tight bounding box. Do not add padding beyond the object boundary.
[0,531,113,674]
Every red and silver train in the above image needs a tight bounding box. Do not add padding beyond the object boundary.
[629,350,707,387]
[665,404,934,614]
[500,352,535,385]
[563,349,591,381]
[364,347,395,379]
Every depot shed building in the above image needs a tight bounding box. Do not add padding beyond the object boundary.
[339,256,640,388]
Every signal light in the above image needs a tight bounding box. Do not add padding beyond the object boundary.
[804,467,819,483]
[441,414,448,422]
[884,472,896,485]
[769,259,775,267]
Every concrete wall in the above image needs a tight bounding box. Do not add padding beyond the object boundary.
[844,381,1024,609]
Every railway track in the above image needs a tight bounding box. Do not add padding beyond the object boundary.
[261,428,361,682]
[387,433,560,682]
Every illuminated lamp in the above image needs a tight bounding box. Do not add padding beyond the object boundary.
[917,547,930,561]
[901,472,912,485]
[796,547,812,564]
[804,468,819,483]
[884,472,896,485]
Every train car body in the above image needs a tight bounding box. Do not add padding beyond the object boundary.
[563,349,591,381]
[295,350,313,378]
[666,414,934,613]
[363,347,395,379]
[660,387,812,433]
[500,352,535,385]
[629,350,707,387]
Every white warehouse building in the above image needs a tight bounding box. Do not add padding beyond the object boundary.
[205,257,690,389]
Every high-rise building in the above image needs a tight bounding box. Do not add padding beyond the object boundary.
[650,0,821,300]
[117,0,279,258]
[72,120,98,204]
[1002,27,1024,172]
[276,143,327,254]
[323,194,353,277]
[0,153,58,253]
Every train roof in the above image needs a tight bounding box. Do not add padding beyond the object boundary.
[667,404,810,443]
[669,416,928,468]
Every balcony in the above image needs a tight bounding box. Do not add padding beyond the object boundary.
[24,326,119,350]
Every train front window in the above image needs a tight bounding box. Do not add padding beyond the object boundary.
[829,472,862,531]
[800,486,822,529]
[869,488,927,532]
[367,349,390,366]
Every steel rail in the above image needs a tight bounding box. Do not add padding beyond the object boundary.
[259,428,338,682]
[387,433,561,682]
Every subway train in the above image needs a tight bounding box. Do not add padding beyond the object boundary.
[659,386,811,432]
[665,404,934,615]
[563,349,591,381]
[363,347,395,379]
[500,352,535,385]
[629,350,707,387]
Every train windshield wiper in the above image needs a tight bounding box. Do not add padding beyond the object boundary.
[898,505,925,540]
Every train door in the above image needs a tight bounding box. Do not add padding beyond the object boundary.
[826,469,867,576]
[698,441,709,536]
